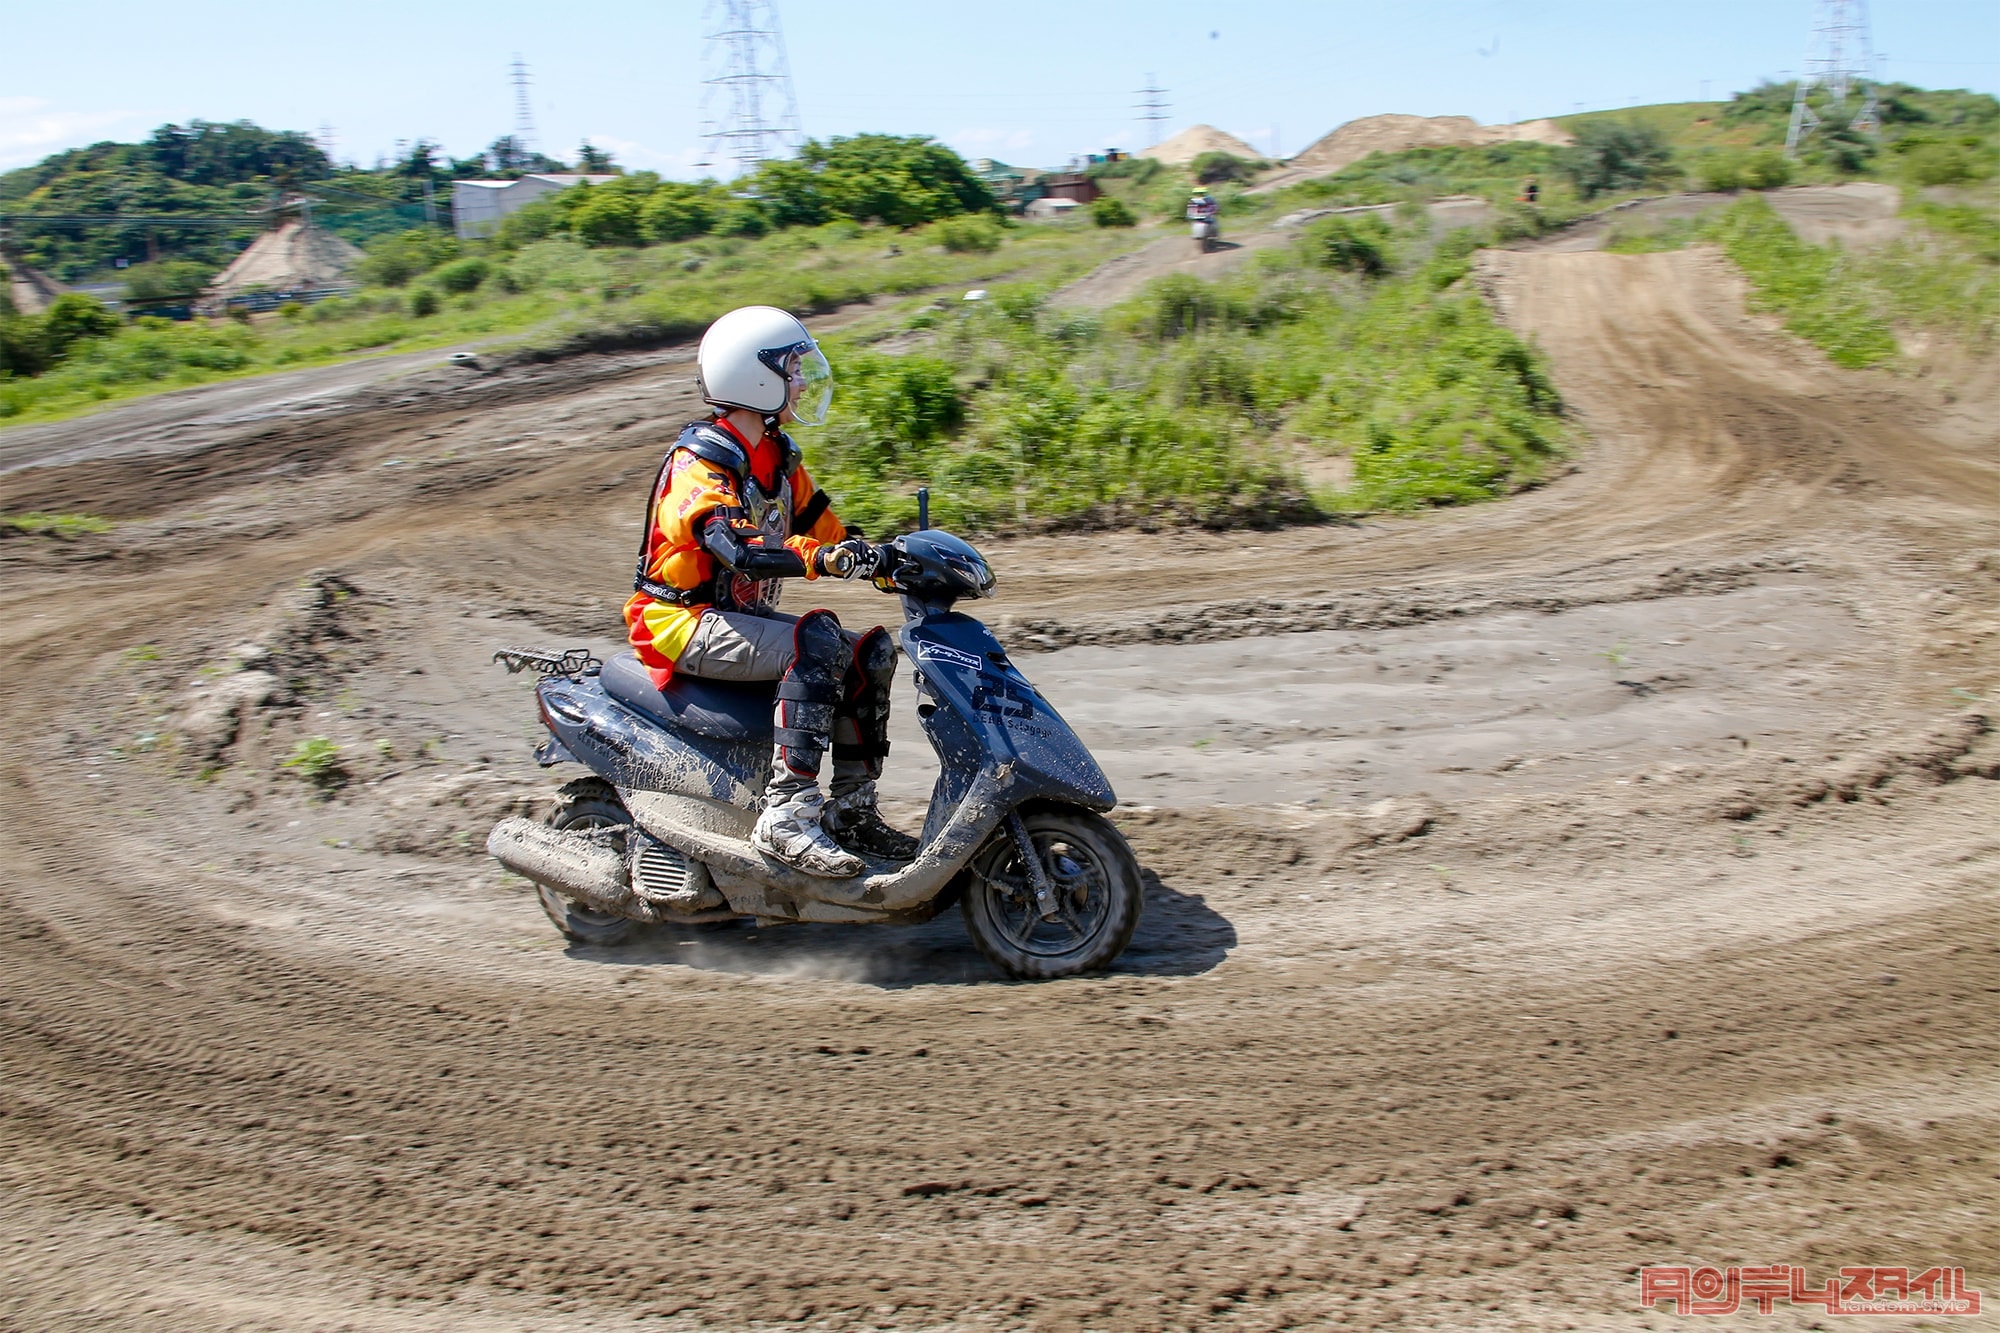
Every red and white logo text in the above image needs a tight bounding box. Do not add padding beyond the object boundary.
[1639,1265,1981,1316]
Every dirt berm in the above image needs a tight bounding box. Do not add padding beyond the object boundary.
[1,217,1996,1329]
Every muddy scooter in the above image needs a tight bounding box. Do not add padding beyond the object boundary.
[485,499,1143,979]
[1189,213,1220,254]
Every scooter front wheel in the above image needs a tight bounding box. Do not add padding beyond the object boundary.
[961,808,1142,979]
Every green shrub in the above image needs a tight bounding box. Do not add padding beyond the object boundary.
[432,257,492,293]
[1138,273,1238,338]
[1190,152,1264,185]
[40,294,121,356]
[641,182,717,242]
[573,190,645,247]
[357,229,460,287]
[1563,120,1674,198]
[1090,196,1137,228]
[281,736,347,792]
[121,260,214,303]
[1895,137,1995,186]
[933,214,1005,253]
[408,288,440,318]
[1302,213,1393,275]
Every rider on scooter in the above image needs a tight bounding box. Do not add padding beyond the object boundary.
[622,305,916,879]
[1186,188,1219,233]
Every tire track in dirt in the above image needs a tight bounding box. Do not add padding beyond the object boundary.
[2,236,1997,1329]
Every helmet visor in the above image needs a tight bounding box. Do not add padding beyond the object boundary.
[786,345,833,426]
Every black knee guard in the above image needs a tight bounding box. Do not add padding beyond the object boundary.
[773,610,849,779]
[833,625,896,780]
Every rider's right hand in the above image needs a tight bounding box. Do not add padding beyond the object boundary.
[816,537,877,580]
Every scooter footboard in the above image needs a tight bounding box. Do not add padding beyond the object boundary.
[623,765,1014,919]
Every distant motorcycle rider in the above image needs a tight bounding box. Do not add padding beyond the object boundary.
[622,306,916,878]
[1186,189,1220,231]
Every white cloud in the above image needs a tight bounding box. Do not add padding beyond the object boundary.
[0,97,154,171]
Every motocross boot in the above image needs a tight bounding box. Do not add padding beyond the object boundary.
[752,785,863,879]
[826,627,917,861]
[824,780,919,862]
[751,610,862,879]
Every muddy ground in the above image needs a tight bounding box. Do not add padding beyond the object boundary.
[2,205,1997,1332]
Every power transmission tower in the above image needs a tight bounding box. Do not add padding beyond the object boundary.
[700,0,804,178]
[1786,0,1880,156]
[1136,75,1170,148]
[511,55,539,157]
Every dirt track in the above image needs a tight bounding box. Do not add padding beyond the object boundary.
[2,227,1998,1331]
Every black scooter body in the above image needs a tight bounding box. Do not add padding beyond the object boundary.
[531,605,1113,824]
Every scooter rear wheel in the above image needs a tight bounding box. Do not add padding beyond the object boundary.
[537,778,635,947]
[960,808,1142,979]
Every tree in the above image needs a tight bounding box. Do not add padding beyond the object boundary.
[576,141,620,174]
[750,134,994,228]
[640,182,718,242]
[1561,120,1673,199]
[141,120,331,187]
[485,136,567,179]
[572,188,644,247]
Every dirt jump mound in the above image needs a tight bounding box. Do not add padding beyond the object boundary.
[1141,124,1265,167]
[1258,113,1574,191]
[205,220,361,302]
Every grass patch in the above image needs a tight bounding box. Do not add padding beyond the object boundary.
[1603,216,1705,254]
[811,216,1569,530]
[1700,195,1897,367]
[3,511,114,536]
[0,220,1153,428]
[1692,193,2000,364]
[280,736,347,793]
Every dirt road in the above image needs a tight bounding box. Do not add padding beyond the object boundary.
[2,230,1996,1331]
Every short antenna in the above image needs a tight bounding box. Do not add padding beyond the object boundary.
[916,488,930,531]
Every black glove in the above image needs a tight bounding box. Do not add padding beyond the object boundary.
[815,537,877,580]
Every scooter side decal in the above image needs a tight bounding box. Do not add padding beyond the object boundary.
[911,640,982,672]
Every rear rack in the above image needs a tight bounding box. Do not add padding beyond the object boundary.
[493,646,602,679]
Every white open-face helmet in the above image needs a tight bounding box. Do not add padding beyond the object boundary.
[696,305,833,426]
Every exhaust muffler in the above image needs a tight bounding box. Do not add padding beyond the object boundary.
[487,818,725,922]
[487,817,659,920]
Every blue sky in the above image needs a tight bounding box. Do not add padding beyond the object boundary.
[2,1,1994,176]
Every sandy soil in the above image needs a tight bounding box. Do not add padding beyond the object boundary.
[2,209,1997,1331]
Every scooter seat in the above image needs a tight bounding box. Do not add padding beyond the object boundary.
[600,651,775,744]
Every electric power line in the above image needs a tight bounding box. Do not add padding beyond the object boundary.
[700,0,804,178]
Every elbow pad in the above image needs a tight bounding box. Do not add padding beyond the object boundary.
[703,511,807,579]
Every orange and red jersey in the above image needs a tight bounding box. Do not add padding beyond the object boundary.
[622,416,849,685]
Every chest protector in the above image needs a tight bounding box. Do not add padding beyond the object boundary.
[633,421,803,614]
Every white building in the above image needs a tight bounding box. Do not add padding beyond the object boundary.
[452,174,619,239]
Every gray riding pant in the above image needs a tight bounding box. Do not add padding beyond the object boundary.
[674,608,859,681]
[674,608,872,796]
